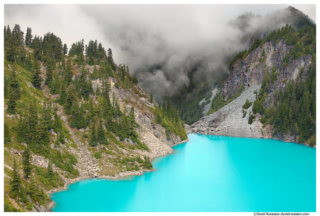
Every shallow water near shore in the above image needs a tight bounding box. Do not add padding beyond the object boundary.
[51,134,316,212]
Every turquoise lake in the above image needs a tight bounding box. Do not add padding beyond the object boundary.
[51,134,316,212]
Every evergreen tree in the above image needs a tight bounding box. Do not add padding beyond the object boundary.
[45,60,53,87]
[22,147,32,178]
[89,125,98,147]
[149,93,153,103]
[97,120,108,145]
[65,58,73,83]
[53,112,62,133]
[58,84,67,104]
[63,44,68,55]
[25,27,32,47]
[9,159,21,198]
[32,59,42,88]
[8,64,20,100]
[4,123,11,143]
[7,89,16,114]
[19,185,28,203]
[58,129,65,144]
[47,162,54,179]
[27,177,38,202]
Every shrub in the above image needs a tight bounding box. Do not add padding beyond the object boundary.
[242,110,247,118]
[115,83,119,88]
[248,112,255,125]
[242,99,252,109]
[260,116,267,123]
[94,152,101,159]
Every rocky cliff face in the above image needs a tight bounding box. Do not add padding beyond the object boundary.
[188,39,313,144]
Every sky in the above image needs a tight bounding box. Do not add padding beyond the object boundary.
[4,4,316,100]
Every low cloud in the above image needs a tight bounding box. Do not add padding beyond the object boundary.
[4,4,315,101]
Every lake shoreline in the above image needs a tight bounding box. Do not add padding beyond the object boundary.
[187,132,316,148]
[48,138,189,211]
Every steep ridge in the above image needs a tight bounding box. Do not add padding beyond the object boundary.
[188,32,315,147]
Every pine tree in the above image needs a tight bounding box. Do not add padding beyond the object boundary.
[27,95,38,145]
[25,27,32,47]
[9,159,21,198]
[62,58,65,71]
[58,129,65,144]
[53,112,62,133]
[45,60,53,87]
[149,93,153,103]
[27,177,38,202]
[65,58,73,83]
[32,59,42,88]
[58,84,67,104]
[89,125,98,147]
[17,115,27,143]
[63,44,68,55]
[42,100,53,130]
[4,123,11,143]
[8,64,20,100]
[47,162,54,179]
[19,185,28,203]
[7,89,16,114]
[22,147,32,178]
[97,120,108,145]
[39,116,49,145]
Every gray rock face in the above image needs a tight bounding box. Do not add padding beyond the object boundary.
[188,85,263,138]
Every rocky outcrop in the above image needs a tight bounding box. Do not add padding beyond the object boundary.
[188,85,264,138]
[188,39,313,145]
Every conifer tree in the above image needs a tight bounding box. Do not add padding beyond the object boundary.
[32,59,42,88]
[53,112,62,133]
[47,162,54,179]
[62,58,65,71]
[19,185,28,203]
[25,27,32,47]
[27,95,38,145]
[97,120,108,145]
[9,159,20,198]
[63,44,68,55]
[89,125,98,147]
[7,89,16,114]
[58,128,65,144]
[65,58,73,83]
[42,100,53,130]
[149,93,153,103]
[8,64,20,100]
[27,177,38,201]
[58,84,67,104]
[22,147,32,179]
[4,123,11,143]
[17,116,27,143]
[45,60,53,87]
[39,116,49,145]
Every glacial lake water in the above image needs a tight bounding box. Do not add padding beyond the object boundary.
[51,134,316,212]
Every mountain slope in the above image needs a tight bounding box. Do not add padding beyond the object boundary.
[188,22,316,147]
[4,25,187,212]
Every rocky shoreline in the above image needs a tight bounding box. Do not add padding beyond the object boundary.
[47,138,188,211]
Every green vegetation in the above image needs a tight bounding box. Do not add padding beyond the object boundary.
[254,64,315,144]
[151,101,187,140]
[229,21,316,69]
[242,99,252,109]
[248,111,256,125]
[208,84,244,115]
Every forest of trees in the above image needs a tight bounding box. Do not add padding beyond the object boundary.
[152,100,188,140]
[5,24,176,211]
